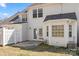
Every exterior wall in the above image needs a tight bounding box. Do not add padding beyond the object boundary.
[18,13,27,22]
[27,4,62,40]
[1,3,78,46]
[12,13,27,23]
[26,3,78,46]
[22,23,29,41]
[61,3,79,46]
[0,28,3,45]
[43,19,77,47]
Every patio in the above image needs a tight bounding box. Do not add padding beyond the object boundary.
[11,40,43,49]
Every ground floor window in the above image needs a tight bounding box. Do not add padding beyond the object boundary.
[69,25,72,37]
[46,26,49,37]
[52,25,64,37]
[39,28,43,37]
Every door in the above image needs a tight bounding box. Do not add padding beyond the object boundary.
[39,28,43,39]
[34,28,37,39]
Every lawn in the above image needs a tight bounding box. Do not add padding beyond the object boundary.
[0,43,76,56]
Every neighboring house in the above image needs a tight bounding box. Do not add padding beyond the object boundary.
[0,3,79,47]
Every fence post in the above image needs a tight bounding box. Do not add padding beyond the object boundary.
[2,27,5,47]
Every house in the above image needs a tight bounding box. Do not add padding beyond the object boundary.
[0,3,78,47]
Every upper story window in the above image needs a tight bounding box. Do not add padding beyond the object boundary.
[22,17,27,22]
[33,9,37,18]
[38,8,43,17]
[33,8,43,18]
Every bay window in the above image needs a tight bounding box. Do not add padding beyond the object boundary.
[69,25,72,37]
[52,25,64,37]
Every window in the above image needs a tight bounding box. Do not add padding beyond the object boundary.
[22,18,27,22]
[33,8,43,18]
[38,8,43,17]
[39,28,43,36]
[33,9,37,18]
[46,26,49,36]
[52,25,64,37]
[69,25,72,37]
[34,28,37,39]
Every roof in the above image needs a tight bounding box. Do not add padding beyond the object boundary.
[30,3,44,6]
[12,22,27,24]
[44,12,77,22]
[9,15,19,22]
[2,12,20,24]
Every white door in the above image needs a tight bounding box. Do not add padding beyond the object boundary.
[39,28,43,40]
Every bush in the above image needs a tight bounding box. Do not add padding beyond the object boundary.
[76,50,79,55]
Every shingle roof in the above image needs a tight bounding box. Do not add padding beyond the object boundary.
[12,22,27,24]
[44,12,77,22]
[9,15,19,22]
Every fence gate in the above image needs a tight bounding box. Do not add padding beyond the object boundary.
[4,28,15,44]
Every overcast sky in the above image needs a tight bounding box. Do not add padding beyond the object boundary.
[0,3,31,20]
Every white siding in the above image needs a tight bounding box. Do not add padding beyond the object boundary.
[27,4,62,40]
[43,19,77,47]
[22,23,28,41]
[1,3,78,46]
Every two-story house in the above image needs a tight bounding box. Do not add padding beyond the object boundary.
[0,3,78,47]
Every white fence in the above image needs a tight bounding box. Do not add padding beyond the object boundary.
[0,28,3,45]
[3,28,15,45]
[0,24,28,46]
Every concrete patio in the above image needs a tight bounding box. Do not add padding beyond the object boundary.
[11,40,43,49]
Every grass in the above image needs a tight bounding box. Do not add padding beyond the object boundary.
[0,43,76,56]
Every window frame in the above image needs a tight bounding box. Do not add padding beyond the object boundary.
[46,26,49,37]
[38,8,43,17]
[39,28,43,37]
[33,9,37,18]
[52,25,64,37]
[22,17,27,22]
[69,25,72,37]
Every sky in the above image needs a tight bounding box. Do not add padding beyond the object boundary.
[0,3,31,20]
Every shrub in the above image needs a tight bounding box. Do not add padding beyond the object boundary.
[76,50,79,55]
